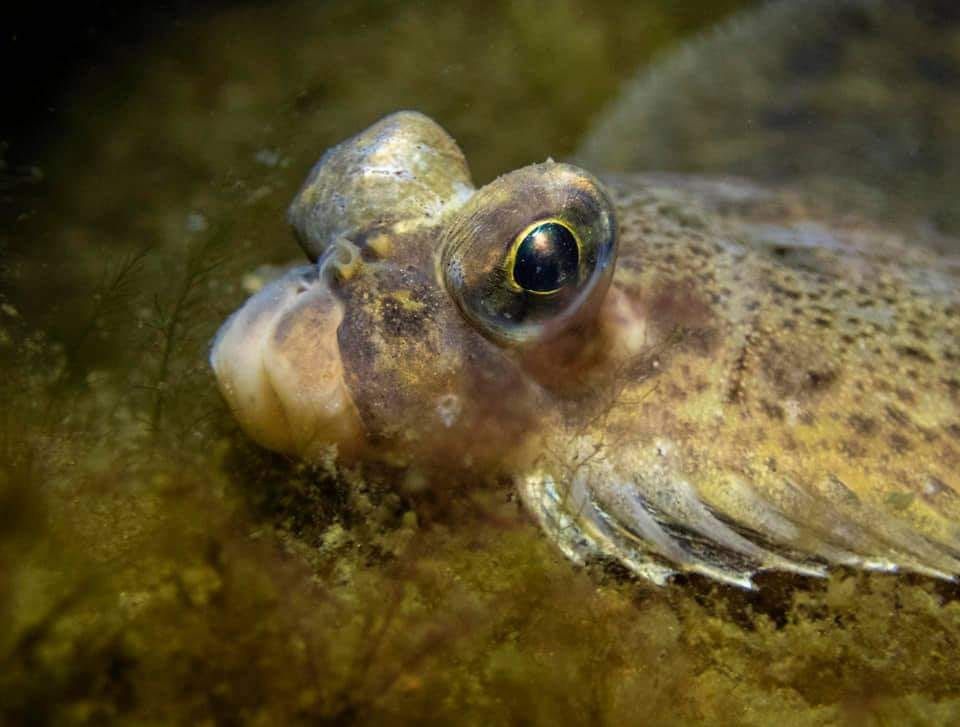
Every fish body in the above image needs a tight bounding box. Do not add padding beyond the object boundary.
[520,173,960,587]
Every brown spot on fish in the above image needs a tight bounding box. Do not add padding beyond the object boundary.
[889,433,913,454]
[848,414,877,436]
[897,345,935,364]
[885,404,913,428]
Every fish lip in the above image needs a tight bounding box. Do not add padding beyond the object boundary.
[210,264,365,459]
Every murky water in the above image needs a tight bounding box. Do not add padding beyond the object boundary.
[3,1,960,724]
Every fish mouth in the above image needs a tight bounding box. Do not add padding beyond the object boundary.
[210,264,364,459]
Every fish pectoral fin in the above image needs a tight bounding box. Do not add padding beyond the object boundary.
[519,469,783,589]
[521,456,960,587]
[517,471,678,587]
[699,474,960,582]
[590,473,828,585]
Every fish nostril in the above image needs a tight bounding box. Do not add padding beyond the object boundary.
[318,237,362,282]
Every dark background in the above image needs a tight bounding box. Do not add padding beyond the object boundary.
[3,1,247,162]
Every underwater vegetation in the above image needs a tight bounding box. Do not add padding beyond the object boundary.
[2,0,960,724]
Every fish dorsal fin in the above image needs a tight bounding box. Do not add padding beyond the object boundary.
[576,0,960,234]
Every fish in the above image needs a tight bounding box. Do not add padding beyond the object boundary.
[210,0,960,589]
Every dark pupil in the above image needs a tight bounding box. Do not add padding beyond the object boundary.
[513,222,579,293]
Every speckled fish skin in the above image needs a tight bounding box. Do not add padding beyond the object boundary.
[518,174,960,588]
[545,0,960,586]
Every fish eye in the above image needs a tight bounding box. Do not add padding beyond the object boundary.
[509,220,581,295]
[441,161,617,346]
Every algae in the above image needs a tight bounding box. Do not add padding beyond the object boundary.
[2,1,960,724]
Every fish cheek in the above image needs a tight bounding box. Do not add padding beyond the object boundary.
[451,334,547,466]
[335,268,543,468]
